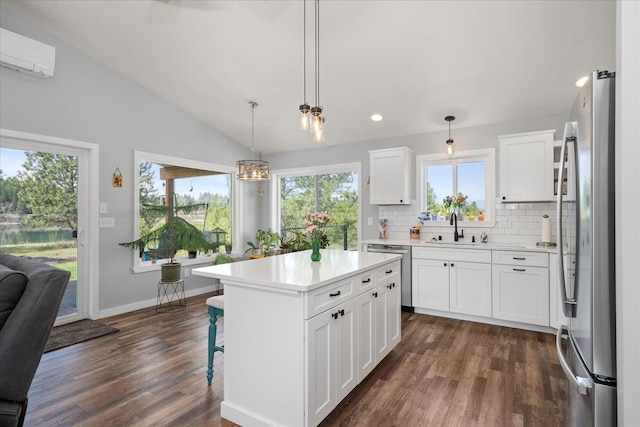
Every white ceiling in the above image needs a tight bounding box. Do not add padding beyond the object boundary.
[3,0,616,154]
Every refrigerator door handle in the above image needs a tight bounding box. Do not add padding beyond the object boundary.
[557,122,577,318]
[556,326,593,396]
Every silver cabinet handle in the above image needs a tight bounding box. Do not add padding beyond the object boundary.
[556,326,592,396]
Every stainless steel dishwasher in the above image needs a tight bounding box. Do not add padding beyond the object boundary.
[366,244,413,312]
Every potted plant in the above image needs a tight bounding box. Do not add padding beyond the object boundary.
[119,204,214,281]
[244,228,280,258]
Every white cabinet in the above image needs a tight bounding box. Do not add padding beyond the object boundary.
[369,147,414,204]
[450,261,492,317]
[357,268,401,381]
[412,247,492,317]
[499,129,555,202]
[306,298,358,426]
[492,251,550,326]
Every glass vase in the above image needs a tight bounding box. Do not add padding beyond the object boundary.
[310,239,322,262]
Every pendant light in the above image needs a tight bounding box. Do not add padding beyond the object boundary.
[445,115,455,155]
[236,101,270,181]
[299,0,310,131]
[311,0,325,142]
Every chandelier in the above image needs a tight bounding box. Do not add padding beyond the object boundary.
[236,101,270,181]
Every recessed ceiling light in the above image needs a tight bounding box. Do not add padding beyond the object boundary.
[575,76,589,88]
[370,113,383,122]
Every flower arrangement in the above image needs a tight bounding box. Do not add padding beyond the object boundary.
[304,211,332,241]
[443,194,468,213]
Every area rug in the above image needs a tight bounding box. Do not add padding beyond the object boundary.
[44,319,119,353]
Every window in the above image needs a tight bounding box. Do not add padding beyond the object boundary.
[417,149,495,227]
[271,163,361,250]
[132,151,237,272]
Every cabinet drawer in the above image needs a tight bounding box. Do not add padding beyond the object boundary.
[492,251,548,267]
[374,261,400,283]
[305,279,354,319]
[413,247,491,263]
[357,271,375,293]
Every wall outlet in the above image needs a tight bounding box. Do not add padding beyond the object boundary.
[99,203,108,214]
[367,217,373,226]
[183,268,190,278]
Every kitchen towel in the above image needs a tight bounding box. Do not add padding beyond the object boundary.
[541,215,552,243]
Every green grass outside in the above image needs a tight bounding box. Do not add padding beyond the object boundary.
[0,241,78,280]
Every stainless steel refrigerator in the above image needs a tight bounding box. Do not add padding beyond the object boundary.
[556,70,616,426]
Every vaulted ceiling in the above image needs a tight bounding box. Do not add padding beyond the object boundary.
[3,0,616,153]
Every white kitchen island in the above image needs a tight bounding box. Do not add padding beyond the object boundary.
[192,249,402,427]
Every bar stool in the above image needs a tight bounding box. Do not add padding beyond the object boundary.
[206,295,224,385]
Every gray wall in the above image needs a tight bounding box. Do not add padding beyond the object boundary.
[0,4,259,313]
[266,114,569,240]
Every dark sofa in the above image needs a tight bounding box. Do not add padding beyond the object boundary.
[0,254,70,427]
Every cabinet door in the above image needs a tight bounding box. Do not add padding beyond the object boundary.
[412,258,450,311]
[357,292,376,381]
[306,309,335,426]
[374,284,390,362]
[450,261,492,318]
[335,298,358,402]
[386,279,401,349]
[499,130,554,201]
[369,147,413,204]
[492,264,550,326]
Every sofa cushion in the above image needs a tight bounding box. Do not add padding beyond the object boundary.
[0,265,29,331]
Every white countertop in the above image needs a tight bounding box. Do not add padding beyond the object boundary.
[192,249,401,292]
[363,238,562,253]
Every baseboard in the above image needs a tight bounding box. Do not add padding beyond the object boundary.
[98,284,220,319]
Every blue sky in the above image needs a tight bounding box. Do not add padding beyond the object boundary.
[0,147,25,178]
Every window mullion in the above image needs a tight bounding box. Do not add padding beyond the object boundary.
[314,175,320,212]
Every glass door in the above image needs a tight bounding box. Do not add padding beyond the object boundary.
[1,139,88,323]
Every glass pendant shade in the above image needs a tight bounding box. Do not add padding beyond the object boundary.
[446,139,455,155]
[299,104,310,130]
[312,126,325,143]
[235,159,270,181]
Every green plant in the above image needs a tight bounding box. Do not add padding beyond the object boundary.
[119,203,214,264]
[244,228,280,256]
[211,253,235,265]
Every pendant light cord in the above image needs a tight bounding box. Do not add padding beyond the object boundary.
[315,0,320,107]
[303,0,306,105]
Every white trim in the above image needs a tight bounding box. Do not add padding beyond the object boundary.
[131,151,239,272]
[416,148,496,229]
[0,128,100,319]
[270,162,362,247]
[98,282,221,318]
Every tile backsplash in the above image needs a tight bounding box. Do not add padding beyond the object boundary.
[378,200,567,245]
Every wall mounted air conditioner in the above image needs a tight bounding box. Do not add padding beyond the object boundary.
[0,28,56,78]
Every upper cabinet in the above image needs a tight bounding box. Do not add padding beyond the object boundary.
[499,130,555,202]
[369,147,414,205]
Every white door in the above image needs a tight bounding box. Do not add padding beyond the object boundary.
[0,130,99,323]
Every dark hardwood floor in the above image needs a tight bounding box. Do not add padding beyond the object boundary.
[25,294,566,426]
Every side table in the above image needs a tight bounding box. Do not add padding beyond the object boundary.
[156,279,186,312]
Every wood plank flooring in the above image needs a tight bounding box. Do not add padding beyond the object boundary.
[24,294,566,426]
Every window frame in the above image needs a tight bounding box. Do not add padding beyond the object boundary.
[270,162,362,249]
[131,151,239,273]
[416,148,495,228]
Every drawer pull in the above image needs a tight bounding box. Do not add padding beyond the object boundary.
[373,292,378,298]
[332,312,339,319]
[385,269,393,274]
[340,309,345,317]
[329,291,341,297]
[362,278,371,283]
[513,257,526,260]
[513,268,526,272]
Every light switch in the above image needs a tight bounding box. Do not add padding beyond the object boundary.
[99,203,108,214]
[99,217,115,228]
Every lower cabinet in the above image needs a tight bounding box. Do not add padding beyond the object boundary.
[357,277,401,381]
[306,261,401,426]
[306,298,358,426]
[412,248,492,317]
[492,264,550,326]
